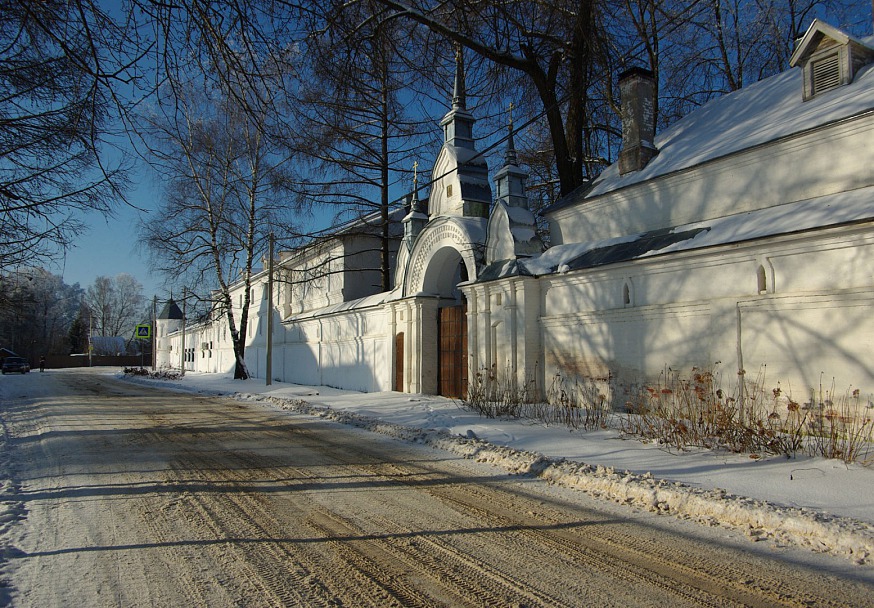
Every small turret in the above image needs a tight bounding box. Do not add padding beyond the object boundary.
[486,105,543,264]
[155,297,184,368]
[494,104,530,210]
[440,44,475,150]
[430,45,492,219]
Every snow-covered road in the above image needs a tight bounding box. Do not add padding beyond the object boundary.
[0,370,872,606]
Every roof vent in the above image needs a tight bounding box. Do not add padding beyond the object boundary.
[811,53,842,95]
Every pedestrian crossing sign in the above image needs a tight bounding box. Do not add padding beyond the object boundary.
[135,324,151,339]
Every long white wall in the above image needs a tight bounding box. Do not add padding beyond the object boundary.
[467,223,874,406]
[162,298,394,393]
[275,307,392,392]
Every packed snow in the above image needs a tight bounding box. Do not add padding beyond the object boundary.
[98,370,874,566]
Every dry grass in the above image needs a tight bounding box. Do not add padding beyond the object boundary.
[461,364,874,465]
[463,365,610,430]
[123,367,182,380]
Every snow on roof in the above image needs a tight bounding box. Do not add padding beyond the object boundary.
[157,299,184,320]
[403,210,429,222]
[637,185,874,257]
[90,336,128,354]
[577,35,874,201]
[441,144,489,168]
[285,290,391,321]
[485,187,874,280]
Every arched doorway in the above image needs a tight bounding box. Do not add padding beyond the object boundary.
[422,250,470,398]
[394,332,404,392]
[402,218,482,397]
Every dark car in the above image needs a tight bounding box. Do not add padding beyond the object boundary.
[1,357,30,374]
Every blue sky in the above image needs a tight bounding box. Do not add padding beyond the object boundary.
[50,162,164,298]
[53,198,159,296]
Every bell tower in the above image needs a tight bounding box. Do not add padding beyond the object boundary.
[429,46,492,219]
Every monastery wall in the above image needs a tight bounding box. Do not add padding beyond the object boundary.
[270,307,393,392]
[527,224,874,407]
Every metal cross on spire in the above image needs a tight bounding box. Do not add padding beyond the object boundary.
[452,43,466,110]
[505,102,518,166]
[410,160,421,213]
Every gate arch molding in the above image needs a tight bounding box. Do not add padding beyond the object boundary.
[403,217,485,298]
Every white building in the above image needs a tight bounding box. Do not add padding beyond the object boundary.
[158,21,874,406]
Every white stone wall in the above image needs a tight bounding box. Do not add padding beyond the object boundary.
[276,307,393,392]
[530,223,874,404]
[155,63,874,403]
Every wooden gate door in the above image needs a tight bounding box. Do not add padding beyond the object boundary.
[438,305,467,398]
[395,332,404,392]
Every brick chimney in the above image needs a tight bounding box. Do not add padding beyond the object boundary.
[618,67,658,175]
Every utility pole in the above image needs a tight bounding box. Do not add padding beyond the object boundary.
[266,232,274,386]
[152,295,157,370]
[181,287,186,376]
[88,310,92,368]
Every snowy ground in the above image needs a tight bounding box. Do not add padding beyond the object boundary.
[107,369,874,566]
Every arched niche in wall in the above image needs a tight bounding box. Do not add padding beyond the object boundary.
[622,279,635,308]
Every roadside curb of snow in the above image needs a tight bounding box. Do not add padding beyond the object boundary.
[248,392,874,565]
[0,405,26,604]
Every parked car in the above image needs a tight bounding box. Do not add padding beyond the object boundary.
[2,357,30,374]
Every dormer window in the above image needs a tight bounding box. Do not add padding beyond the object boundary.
[790,19,874,101]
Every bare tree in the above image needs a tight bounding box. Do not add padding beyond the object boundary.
[86,276,113,337]
[613,0,868,126]
[85,273,145,338]
[352,0,870,198]
[141,66,299,379]
[0,0,138,267]
[291,0,432,291]
[334,0,610,195]
[0,267,83,357]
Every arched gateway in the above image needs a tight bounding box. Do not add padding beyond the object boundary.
[400,217,485,398]
[390,47,493,398]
